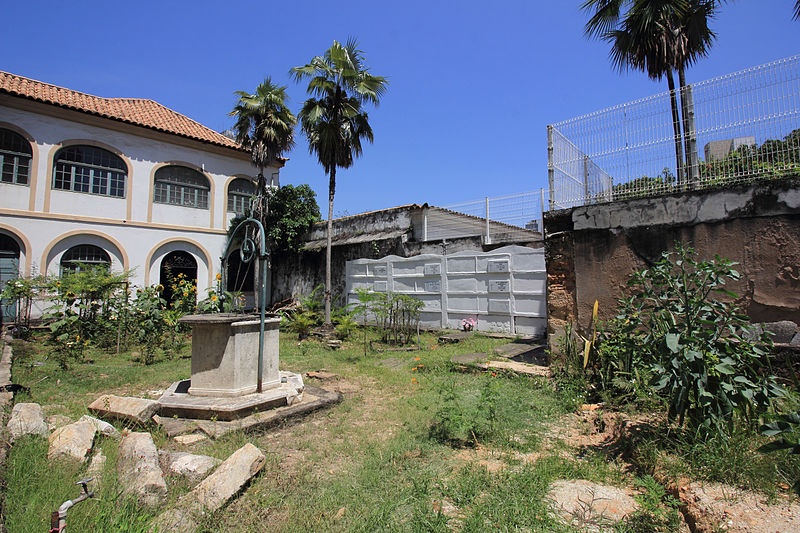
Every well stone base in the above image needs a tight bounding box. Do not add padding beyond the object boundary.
[157,372,304,421]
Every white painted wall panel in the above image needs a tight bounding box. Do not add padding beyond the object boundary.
[345,245,546,336]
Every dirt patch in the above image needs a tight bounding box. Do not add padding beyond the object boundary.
[667,481,800,533]
[545,408,661,459]
[547,479,639,531]
[453,446,507,473]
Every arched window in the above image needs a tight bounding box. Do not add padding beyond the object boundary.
[53,145,126,197]
[0,128,32,185]
[227,178,255,215]
[159,251,198,303]
[153,166,209,209]
[60,244,111,274]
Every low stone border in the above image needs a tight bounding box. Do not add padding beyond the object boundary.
[156,385,343,439]
[0,329,16,533]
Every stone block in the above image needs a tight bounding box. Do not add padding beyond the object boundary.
[763,321,799,344]
[86,449,106,491]
[190,442,265,511]
[7,402,49,441]
[174,433,207,445]
[88,394,159,425]
[47,414,73,431]
[159,451,221,485]
[80,414,121,439]
[48,419,97,462]
[117,432,167,507]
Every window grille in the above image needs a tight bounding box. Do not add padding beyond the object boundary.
[60,244,111,273]
[153,166,209,209]
[0,128,32,186]
[227,178,255,214]
[53,145,126,197]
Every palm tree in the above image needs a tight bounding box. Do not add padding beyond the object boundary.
[229,78,297,306]
[794,0,800,20]
[291,39,387,325]
[583,0,717,187]
[229,78,297,220]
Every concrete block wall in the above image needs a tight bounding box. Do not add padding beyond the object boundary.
[345,245,547,336]
[543,176,800,351]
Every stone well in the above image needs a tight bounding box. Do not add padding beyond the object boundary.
[181,313,281,397]
[157,313,304,420]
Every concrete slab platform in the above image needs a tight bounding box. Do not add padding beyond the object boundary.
[450,353,489,365]
[439,332,473,343]
[493,343,547,364]
[156,386,342,439]
[157,372,303,421]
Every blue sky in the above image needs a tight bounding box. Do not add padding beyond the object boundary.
[2,1,797,217]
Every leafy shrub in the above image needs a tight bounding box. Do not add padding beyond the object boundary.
[372,292,423,345]
[759,411,800,494]
[333,313,358,340]
[429,376,501,447]
[619,476,682,533]
[131,286,166,364]
[283,310,317,340]
[608,244,784,437]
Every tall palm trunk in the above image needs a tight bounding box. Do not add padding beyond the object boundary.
[667,70,686,189]
[678,66,694,188]
[324,166,336,326]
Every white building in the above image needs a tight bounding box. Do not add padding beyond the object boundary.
[0,71,279,321]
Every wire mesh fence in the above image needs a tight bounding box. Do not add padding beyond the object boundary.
[548,54,800,210]
[437,190,545,244]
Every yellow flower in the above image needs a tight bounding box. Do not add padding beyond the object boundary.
[183,292,189,297]
[211,295,218,302]
[216,273,222,281]
[156,284,164,292]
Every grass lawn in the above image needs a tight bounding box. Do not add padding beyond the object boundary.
[3,330,798,532]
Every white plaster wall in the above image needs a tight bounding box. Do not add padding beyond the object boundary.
[0,214,227,313]
[0,183,29,211]
[0,105,272,229]
[345,245,547,336]
[0,102,278,319]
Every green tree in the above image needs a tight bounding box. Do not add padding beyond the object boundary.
[582,0,718,186]
[291,39,388,325]
[227,184,321,253]
[229,78,297,219]
[263,184,321,252]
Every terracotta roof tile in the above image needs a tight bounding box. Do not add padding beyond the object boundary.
[0,70,245,152]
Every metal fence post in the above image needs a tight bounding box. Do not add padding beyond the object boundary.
[547,125,555,211]
[582,154,590,205]
[685,84,699,186]
[484,197,491,245]
[539,188,545,234]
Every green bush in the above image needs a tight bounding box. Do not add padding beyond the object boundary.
[606,244,784,437]
[429,376,501,447]
[131,286,167,364]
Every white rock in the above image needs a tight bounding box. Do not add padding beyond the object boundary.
[190,442,265,511]
[87,394,159,425]
[48,419,97,462]
[86,449,106,490]
[47,414,73,431]
[7,403,48,441]
[152,443,265,532]
[117,432,167,507]
[174,433,207,445]
[79,415,121,439]
[159,451,221,485]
